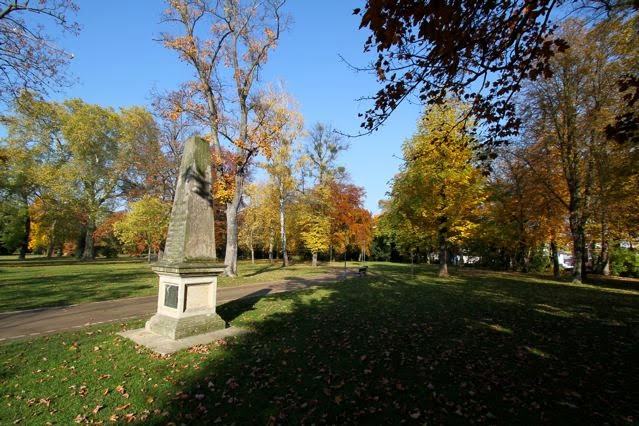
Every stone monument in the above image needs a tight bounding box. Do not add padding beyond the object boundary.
[145,136,226,340]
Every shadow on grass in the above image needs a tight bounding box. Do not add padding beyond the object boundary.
[217,289,272,324]
[243,264,284,278]
[142,266,639,425]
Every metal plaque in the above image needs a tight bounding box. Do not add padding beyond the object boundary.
[164,284,178,309]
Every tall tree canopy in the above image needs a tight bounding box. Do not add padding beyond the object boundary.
[0,94,159,259]
[355,0,638,148]
[381,100,487,276]
[162,0,288,276]
[0,0,79,104]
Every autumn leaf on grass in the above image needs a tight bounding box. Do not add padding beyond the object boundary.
[92,405,104,414]
[115,385,129,398]
[78,386,88,397]
[188,345,210,354]
[115,402,131,411]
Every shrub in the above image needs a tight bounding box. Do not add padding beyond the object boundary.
[610,247,639,278]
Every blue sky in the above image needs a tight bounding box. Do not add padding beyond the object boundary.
[52,1,422,213]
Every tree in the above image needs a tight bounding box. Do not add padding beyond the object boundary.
[261,87,304,266]
[60,100,125,259]
[151,89,200,202]
[354,0,638,149]
[113,195,170,262]
[520,18,638,282]
[0,93,64,259]
[28,196,81,257]
[479,146,569,275]
[299,185,332,267]
[163,0,288,276]
[238,182,276,263]
[305,122,348,185]
[0,0,79,104]
[327,180,373,262]
[381,100,487,277]
[119,106,165,202]
[1,94,157,260]
[0,193,28,254]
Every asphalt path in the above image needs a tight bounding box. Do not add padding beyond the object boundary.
[0,272,345,342]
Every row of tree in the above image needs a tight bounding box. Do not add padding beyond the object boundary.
[377,17,638,282]
[0,91,373,269]
[240,122,373,268]
[0,0,375,275]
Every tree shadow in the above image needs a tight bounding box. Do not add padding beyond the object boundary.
[217,289,272,324]
[136,266,639,425]
[243,264,283,278]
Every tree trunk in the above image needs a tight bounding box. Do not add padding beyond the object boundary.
[224,174,244,277]
[569,209,585,283]
[268,227,275,265]
[312,251,318,267]
[82,219,95,260]
[250,247,255,264]
[18,214,31,261]
[438,217,449,277]
[601,242,610,276]
[46,219,56,258]
[279,197,289,267]
[550,239,560,279]
[147,239,152,263]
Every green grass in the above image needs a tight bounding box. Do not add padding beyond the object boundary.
[1,263,637,424]
[0,257,336,312]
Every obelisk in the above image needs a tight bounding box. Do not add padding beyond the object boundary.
[145,136,226,340]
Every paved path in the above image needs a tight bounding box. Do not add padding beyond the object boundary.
[0,273,345,343]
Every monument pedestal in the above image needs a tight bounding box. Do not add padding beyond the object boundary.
[145,263,226,340]
[122,136,237,352]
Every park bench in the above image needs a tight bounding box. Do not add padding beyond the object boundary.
[358,266,368,276]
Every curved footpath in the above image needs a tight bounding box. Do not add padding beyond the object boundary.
[0,272,346,343]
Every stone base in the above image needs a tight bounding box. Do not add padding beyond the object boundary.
[120,326,248,355]
[145,312,226,340]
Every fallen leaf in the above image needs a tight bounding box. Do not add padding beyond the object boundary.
[92,405,104,414]
[115,403,131,411]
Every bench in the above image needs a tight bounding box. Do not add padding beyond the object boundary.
[358,266,368,277]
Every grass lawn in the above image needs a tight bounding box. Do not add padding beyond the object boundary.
[0,257,335,312]
[1,263,637,424]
